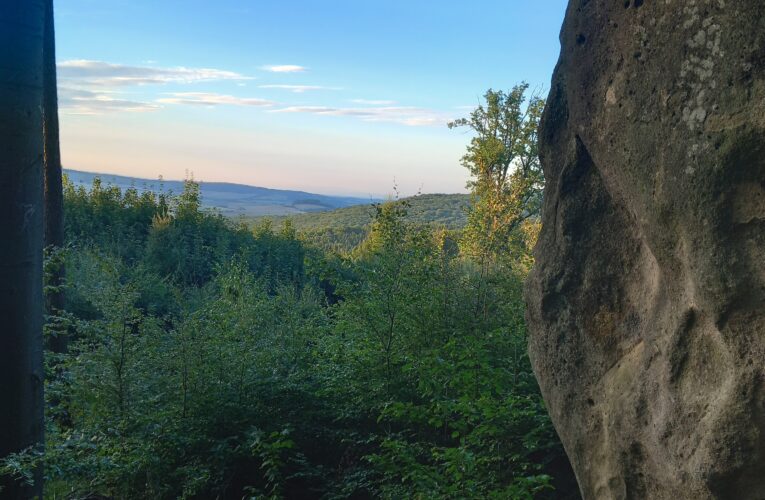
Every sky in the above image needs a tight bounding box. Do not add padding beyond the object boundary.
[55,0,568,197]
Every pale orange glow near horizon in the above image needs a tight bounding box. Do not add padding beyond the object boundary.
[60,111,469,197]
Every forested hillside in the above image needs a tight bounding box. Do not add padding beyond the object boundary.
[254,193,470,253]
[254,193,469,230]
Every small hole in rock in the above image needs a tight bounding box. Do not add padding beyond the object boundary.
[576,33,586,45]
[624,0,630,8]
[634,0,644,7]
[586,398,595,407]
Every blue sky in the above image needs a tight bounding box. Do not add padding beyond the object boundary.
[55,0,568,196]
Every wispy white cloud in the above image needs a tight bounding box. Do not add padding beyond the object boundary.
[56,59,450,126]
[271,105,453,127]
[261,64,307,73]
[56,60,259,114]
[350,99,396,105]
[157,92,275,107]
[258,84,342,93]
[58,59,253,87]
[59,87,159,115]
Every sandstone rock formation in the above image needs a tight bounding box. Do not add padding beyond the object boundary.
[525,1,765,498]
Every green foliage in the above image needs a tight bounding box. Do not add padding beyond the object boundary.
[43,254,327,498]
[12,174,578,499]
[63,174,170,262]
[449,85,545,260]
[322,201,567,499]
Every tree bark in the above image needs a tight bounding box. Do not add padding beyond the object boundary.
[43,0,66,354]
[0,1,46,498]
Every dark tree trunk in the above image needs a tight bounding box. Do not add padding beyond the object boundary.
[43,0,66,354]
[0,1,46,498]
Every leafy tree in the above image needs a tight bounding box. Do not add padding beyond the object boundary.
[449,84,545,261]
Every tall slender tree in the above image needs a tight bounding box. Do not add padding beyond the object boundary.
[43,0,66,354]
[0,1,47,497]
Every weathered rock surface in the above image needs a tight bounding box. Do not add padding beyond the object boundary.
[526,1,765,498]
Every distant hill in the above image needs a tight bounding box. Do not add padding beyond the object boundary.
[254,193,470,230]
[64,169,377,217]
[251,193,470,253]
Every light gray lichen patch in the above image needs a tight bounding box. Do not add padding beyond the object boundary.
[678,1,723,140]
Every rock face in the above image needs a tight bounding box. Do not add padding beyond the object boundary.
[525,1,765,498]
